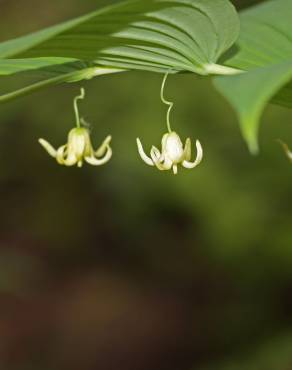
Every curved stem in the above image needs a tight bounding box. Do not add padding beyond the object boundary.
[74,88,85,128]
[160,71,173,133]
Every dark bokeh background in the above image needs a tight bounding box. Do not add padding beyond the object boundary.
[0,1,292,370]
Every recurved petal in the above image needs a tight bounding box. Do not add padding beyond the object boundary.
[95,135,112,157]
[151,147,173,172]
[150,146,165,171]
[38,139,57,158]
[63,153,79,166]
[57,145,78,167]
[55,145,67,165]
[136,138,154,166]
[85,146,112,166]
[150,146,163,162]
[183,140,203,169]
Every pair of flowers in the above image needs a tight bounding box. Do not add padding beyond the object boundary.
[39,127,203,174]
[39,84,203,174]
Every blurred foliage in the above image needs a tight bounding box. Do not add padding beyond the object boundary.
[0,1,292,370]
[201,333,292,370]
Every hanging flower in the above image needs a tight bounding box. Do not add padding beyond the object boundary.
[39,88,112,168]
[39,128,112,168]
[137,131,203,174]
[136,71,203,174]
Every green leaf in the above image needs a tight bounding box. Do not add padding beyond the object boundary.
[0,58,80,76]
[214,61,292,153]
[0,0,239,76]
[214,0,292,152]
[224,0,292,71]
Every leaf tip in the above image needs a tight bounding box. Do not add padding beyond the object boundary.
[246,134,259,156]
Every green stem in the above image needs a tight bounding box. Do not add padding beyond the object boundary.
[73,88,85,128]
[160,71,173,133]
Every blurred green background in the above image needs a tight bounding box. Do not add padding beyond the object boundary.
[0,1,292,369]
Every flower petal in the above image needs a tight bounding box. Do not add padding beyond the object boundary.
[161,133,169,152]
[85,146,112,166]
[56,145,67,165]
[183,140,203,169]
[151,147,173,171]
[173,164,178,175]
[183,138,192,161]
[163,157,173,170]
[67,130,87,158]
[38,139,57,158]
[151,146,163,161]
[150,146,165,171]
[136,138,154,166]
[95,135,112,157]
[61,146,78,167]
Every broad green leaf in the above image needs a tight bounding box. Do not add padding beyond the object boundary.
[0,0,240,104]
[214,61,292,153]
[224,0,292,71]
[0,0,239,76]
[214,0,292,152]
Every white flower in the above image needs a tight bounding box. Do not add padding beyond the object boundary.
[39,127,112,168]
[137,72,203,174]
[137,131,203,174]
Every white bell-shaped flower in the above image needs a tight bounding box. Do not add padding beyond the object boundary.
[137,72,203,174]
[137,131,203,175]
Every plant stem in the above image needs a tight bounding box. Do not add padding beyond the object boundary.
[160,71,173,133]
[74,88,85,128]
